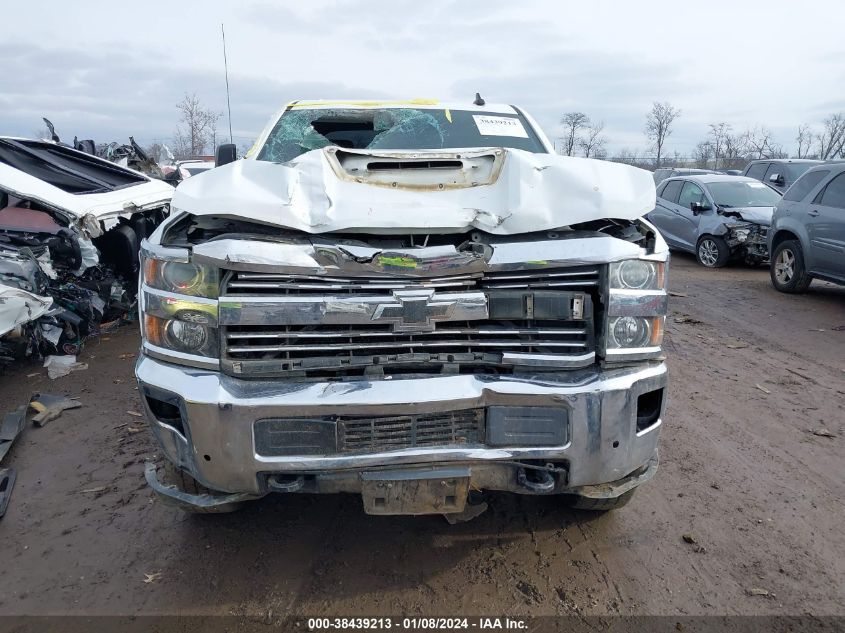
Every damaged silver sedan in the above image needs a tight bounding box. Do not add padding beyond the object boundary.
[648,174,781,267]
[136,99,669,518]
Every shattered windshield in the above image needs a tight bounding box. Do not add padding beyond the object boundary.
[709,181,782,207]
[256,107,546,163]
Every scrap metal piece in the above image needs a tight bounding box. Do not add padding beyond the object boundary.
[0,406,27,463]
[0,468,15,519]
[29,393,82,427]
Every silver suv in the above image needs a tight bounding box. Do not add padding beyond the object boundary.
[743,159,824,194]
[769,163,845,292]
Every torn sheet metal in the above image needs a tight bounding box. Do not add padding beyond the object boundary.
[173,146,656,235]
[0,406,27,462]
[0,138,173,227]
[0,285,52,336]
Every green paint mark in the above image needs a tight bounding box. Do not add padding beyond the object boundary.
[377,255,418,268]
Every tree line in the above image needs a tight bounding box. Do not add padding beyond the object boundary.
[560,103,845,170]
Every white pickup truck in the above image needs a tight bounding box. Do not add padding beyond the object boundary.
[136,99,669,518]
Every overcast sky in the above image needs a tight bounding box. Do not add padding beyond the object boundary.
[2,0,843,156]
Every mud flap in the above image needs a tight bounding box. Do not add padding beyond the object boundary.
[361,467,470,516]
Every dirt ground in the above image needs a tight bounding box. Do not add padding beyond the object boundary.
[0,254,842,621]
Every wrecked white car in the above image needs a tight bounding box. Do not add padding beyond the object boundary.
[0,137,172,365]
[137,100,669,517]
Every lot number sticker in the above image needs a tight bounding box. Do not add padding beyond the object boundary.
[473,115,529,138]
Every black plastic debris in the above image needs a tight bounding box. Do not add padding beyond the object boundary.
[0,468,15,519]
[0,406,27,462]
[29,393,82,427]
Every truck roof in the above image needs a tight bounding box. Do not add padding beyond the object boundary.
[286,99,520,115]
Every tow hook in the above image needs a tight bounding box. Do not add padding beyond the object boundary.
[516,467,555,493]
[267,474,305,493]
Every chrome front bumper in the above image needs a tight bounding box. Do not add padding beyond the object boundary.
[136,354,667,498]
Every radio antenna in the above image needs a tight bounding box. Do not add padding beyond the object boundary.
[221,23,234,143]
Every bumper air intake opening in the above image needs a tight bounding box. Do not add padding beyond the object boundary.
[144,393,185,437]
[636,388,664,432]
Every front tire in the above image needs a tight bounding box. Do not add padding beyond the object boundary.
[770,240,812,293]
[696,236,730,268]
[568,489,636,512]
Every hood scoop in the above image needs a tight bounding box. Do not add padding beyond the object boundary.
[327,147,504,190]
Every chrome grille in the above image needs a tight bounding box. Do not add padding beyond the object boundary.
[220,266,600,377]
[338,409,484,452]
[224,266,600,295]
[226,324,587,354]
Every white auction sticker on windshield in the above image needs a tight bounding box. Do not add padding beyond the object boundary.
[748,182,767,188]
[473,115,529,138]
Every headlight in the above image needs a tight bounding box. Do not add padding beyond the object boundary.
[604,257,668,361]
[141,254,220,362]
[607,316,664,349]
[731,228,750,242]
[609,260,665,290]
[166,319,208,351]
[143,314,219,358]
[143,258,219,298]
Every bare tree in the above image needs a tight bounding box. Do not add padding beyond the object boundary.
[579,121,606,158]
[610,148,640,166]
[145,142,164,163]
[693,141,714,169]
[744,125,780,159]
[559,112,590,156]
[816,113,845,159]
[238,140,256,158]
[796,124,814,158]
[644,102,681,168]
[173,93,222,159]
[706,122,732,169]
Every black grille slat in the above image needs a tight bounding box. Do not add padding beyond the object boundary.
[338,409,485,452]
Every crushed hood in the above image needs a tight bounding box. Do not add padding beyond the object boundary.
[729,206,775,226]
[172,147,656,234]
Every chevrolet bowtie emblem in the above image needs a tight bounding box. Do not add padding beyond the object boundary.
[372,289,456,332]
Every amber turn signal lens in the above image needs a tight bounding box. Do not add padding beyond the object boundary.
[649,316,664,347]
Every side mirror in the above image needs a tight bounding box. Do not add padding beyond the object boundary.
[769,173,784,184]
[215,143,237,167]
[690,201,710,214]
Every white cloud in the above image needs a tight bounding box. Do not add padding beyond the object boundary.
[1,0,843,156]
